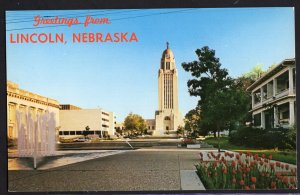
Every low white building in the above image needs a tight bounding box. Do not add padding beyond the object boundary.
[247,58,296,129]
[59,108,115,138]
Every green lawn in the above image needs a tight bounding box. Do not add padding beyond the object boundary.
[204,137,296,165]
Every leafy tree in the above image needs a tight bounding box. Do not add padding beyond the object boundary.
[176,125,185,137]
[243,64,265,81]
[184,107,205,136]
[182,46,249,151]
[124,113,147,135]
[83,125,90,138]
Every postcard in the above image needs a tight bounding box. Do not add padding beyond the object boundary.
[3,3,298,193]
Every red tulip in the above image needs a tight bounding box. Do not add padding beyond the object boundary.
[262,154,265,158]
[282,176,289,184]
[276,172,281,178]
[270,163,275,170]
[239,180,245,186]
[251,184,256,189]
[231,160,236,167]
[251,176,257,183]
[245,186,250,190]
[232,168,236,174]
[246,167,250,173]
[290,177,295,184]
[271,181,276,189]
[285,164,289,170]
[281,164,284,169]
[269,154,272,160]
[222,167,227,174]
[276,161,281,167]
[236,154,240,160]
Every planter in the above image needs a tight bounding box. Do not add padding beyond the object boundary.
[187,144,201,148]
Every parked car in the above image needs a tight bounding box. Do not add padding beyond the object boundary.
[73,137,87,142]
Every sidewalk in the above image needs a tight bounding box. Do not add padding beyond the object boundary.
[8,148,210,192]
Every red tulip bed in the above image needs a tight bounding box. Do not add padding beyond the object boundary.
[195,151,297,190]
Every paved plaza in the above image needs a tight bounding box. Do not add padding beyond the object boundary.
[8,148,213,192]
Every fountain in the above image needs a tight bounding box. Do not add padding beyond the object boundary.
[16,110,56,169]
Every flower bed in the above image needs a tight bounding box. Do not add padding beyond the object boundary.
[195,151,297,190]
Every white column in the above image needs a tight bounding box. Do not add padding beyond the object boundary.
[251,93,254,108]
[261,112,265,129]
[15,104,20,138]
[289,101,295,126]
[289,67,294,95]
[273,78,277,97]
[260,87,263,103]
[274,107,278,127]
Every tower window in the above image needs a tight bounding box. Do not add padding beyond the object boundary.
[166,62,170,70]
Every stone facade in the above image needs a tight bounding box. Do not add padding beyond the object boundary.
[7,81,60,138]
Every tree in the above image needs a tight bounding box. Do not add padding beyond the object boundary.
[184,107,204,137]
[176,125,185,137]
[243,64,265,81]
[83,125,90,139]
[182,46,249,151]
[124,113,147,135]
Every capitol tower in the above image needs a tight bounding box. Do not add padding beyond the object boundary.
[153,43,182,136]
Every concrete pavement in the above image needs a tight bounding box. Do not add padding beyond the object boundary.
[8,148,213,192]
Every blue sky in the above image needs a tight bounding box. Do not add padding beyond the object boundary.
[6,8,295,121]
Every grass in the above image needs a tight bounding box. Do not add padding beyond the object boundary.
[204,137,296,165]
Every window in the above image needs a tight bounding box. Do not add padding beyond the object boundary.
[253,89,261,104]
[70,131,75,135]
[63,131,69,135]
[59,131,63,135]
[102,112,109,116]
[276,71,289,93]
[166,62,170,70]
[253,113,261,126]
[76,131,82,135]
[164,116,170,120]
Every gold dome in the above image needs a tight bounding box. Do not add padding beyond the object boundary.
[162,42,174,59]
